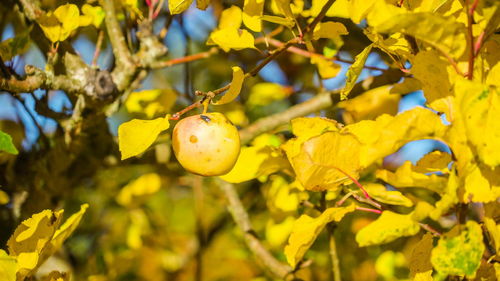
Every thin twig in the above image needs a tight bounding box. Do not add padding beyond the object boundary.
[302,0,336,36]
[419,223,441,236]
[327,225,342,281]
[355,207,382,214]
[151,48,219,69]
[465,0,479,80]
[218,180,293,280]
[92,30,105,67]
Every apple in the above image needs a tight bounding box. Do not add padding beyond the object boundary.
[172,112,240,176]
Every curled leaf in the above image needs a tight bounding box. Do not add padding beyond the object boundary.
[212,66,245,105]
[118,116,170,160]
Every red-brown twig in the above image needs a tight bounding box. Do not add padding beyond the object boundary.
[150,47,219,68]
[466,0,480,80]
[356,207,382,214]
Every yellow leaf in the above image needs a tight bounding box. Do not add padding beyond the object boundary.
[429,166,459,221]
[341,44,373,100]
[125,89,177,118]
[455,78,500,167]
[411,50,452,103]
[169,0,194,15]
[484,217,500,253]
[270,0,303,16]
[376,12,467,58]
[431,221,484,278]
[375,251,406,280]
[219,6,243,29]
[0,189,9,204]
[356,211,420,247]
[344,107,447,168]
[282,116,340,163]
[338,85,400,123]
[208,28,256,52]
[409,233,434,280]
[264,175,300,214]
[486,61,500,87]
[312,21,348,40]
[390,77,422,94]
[463,164,499,203]
[220,145,289,183]
[243,0,265,32]
[118,116,170,160]
[272,0,295,23]
[117,173,162,206]
[260,15,295,28]
[38,4,80,42]
[311,55,341,79]
[247,83,291,107]
[50,204,89,253]
[366,1,406,27]
[414,151,451,174]
[17,252,38,270]
[284,204,355,268]
[376,161,447,194]
[286,131,361,191]
[309,0,348,18]
[212,66,245,105]
[266,217,295,248]
[347,0,377,24]
[196,0,210,10]
[364,183,413,207]
[81,4,105,28]
[0,250,17,281]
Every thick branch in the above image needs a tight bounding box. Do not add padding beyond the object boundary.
[218,180,293,280]
[100,0,136,90]
[0,74,44,93]
[18,0,43,21]
[239,92,334,144]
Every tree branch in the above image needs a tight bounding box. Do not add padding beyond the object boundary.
[99,0,136,91]
[327,226,342,281]
[239,92,334,144]
[218,180,293,280]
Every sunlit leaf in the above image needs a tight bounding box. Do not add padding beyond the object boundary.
[376,12,467,57]
[455,78,500,167]
[313,21,348,40]
[311,55,341,79]
[411,50,452,103]
[390,77,422,95]
[247,83,291,107]
[212,66,245,105]
[0,250,17,281]
[81,4,105,28]
[338,86,400,123]
[341,44,373,100]
[38,4,80,42]
[484,217,500,253]
[118,116,170,160]
[364,183,413,207]
[266,217,295,248]
[414,151,451,174]
[125,89,177,118]
[376,161,447,194]
[260,15,295,28]
[286,131,362,191]
[117,173,162,206]
[431,221,484,278]
[169,0,194,15]
[463,164,499,203]
[264,175,300,214]
[243,0,265,32]
[220,144,289,183]
[49,204,89,253]
[208,28,256,52]
[375,251,406,280]
[0,131,18,155]
[285,204,356,268]
[356,211,420,247]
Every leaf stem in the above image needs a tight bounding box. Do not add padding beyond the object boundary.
[355,207,382,214]
[466,0,479,80]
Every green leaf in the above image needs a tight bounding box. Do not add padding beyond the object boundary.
[284,204,355,268]
[0,131,18,155]
[356,211,420,247]
[431,221,484,278]
[169,0,194,15]
[118,116,170,160]
[0,28,31,61]
[341,44,372,100]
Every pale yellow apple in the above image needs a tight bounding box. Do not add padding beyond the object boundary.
[172,112,240,176]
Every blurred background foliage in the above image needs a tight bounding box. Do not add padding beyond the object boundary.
[0,0,498,280]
